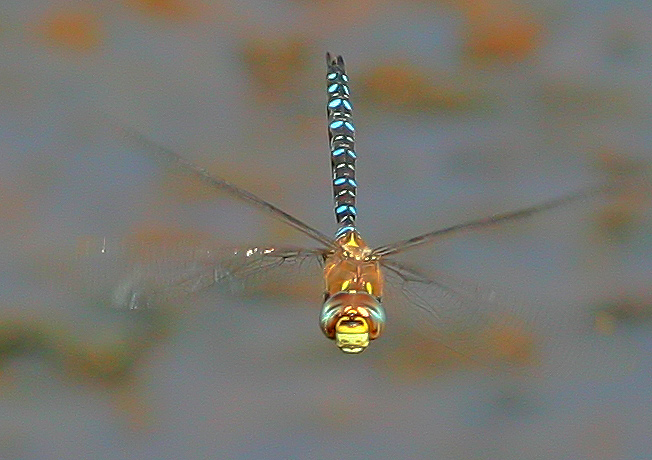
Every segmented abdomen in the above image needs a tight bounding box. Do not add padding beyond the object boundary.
[326,53,357,238]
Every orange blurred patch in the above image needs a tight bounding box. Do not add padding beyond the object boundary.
[358,62,482,113]
[594,203,642,238]
[464,18,541,62]
[157,161,286,204]
[457,0,542,63]
[124,224,220,257]
[381,314,537,380]
[480,317,537,366]
[383,339,467,380]
[155,156,299,237]
[112,388,155,432]
[250,268,321,304]
[241,38,311,101]
[126,0,196,20]
[60,343,136,384]
[159,168,224,203]
[595,150,651,182]
[36,10,102,52]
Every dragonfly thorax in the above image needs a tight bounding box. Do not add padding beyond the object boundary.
[320,231,386,353]
[323,231,383,297]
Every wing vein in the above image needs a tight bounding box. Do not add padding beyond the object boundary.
[111,120,334,248]
[373,185,612,257]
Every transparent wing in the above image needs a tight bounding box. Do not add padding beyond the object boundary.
[106,118,334,248]
[22,238,326,381]
[373,185,613,257]
[72,238,327,312]
[380,259,638,381]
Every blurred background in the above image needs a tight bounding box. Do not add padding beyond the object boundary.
[1,0,651,459]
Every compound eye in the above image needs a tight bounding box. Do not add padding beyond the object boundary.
[334,316,370,354]
[319,291,386,353]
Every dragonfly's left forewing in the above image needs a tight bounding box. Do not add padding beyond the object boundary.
[380,259,638,381]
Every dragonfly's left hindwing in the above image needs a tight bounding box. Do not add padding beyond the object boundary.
[380,259,637,380]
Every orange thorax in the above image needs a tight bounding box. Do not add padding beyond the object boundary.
[323,231,383,298]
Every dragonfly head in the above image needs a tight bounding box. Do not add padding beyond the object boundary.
[320,291,386,354]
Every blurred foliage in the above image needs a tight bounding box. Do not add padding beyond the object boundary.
[0,309,169,387]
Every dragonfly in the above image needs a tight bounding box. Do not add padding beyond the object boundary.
[97,53,616,369]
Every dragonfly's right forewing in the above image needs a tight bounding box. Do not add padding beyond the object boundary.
[74,238,327,311]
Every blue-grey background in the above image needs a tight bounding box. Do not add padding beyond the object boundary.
[1,1,651,459]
